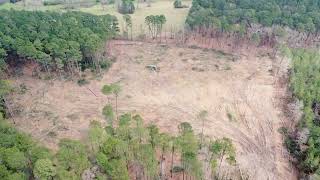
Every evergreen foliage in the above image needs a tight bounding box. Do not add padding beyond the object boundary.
[186,0,320,33]
[0,10,119,75]
[174,0,188,8]
[0,115,53,180]
[118,0,135,14]
[174,0,182,8]
[289,49,320,175]
[145,15,167,39]
[0,102,237,179]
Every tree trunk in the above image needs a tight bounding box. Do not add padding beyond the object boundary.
[171,145,175,178]
[67,62,74,78]
[3,97,15,124]
[183,168,185,180]
[58,70,63,80]
[217,150,225,178]
[165,28,167,43]
[77,61,82,77]
[200,119,204,149]
[160,150,165,179]
[115,95,118,122]
[136,169,138,180]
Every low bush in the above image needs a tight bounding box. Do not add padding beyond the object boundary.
[43,0,64,6]
[99,60,112,70]
[77,79,89,86]
[117,0,135,14]
[173,0,188,8]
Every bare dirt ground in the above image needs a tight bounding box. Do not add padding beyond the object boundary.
[8,40,296,180]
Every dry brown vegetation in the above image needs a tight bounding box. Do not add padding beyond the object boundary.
[8,40,296,180]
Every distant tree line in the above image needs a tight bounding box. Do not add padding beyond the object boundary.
[0,0,8,5]
[43,0,97,7]
[186,0,320,33]
[43,0,64,6]
[0,10,119,77]
[185,0,320,47]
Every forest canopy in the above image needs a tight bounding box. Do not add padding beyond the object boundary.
[288,49,320,175]
[0,10,119,75]
[186,0,320,33]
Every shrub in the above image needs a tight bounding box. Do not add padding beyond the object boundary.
[43,0,64,6]
[285,136,300,157]
[99,60,112,70]
[6,172,26,180]
[4,148,28,170]
[118,0,135,14]
[77,79,89,86]
[33,159,56,180]
[174,0,188,8]
[172,165,184,173]
[173,0,182,8]
[57,139,90,176]
[18,83,28,94]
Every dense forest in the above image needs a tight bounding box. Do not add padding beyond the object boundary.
[186,0,320,39]
[286,49,320,176]
[0,10,119,77]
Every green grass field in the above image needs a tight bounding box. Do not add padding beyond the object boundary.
[0,2,21,10]
[0,0,191,36]
[81,1,191,34]
[0,1,63,11]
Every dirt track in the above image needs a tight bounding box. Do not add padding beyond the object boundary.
[10,40,296,180]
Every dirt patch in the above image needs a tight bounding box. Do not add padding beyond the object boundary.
[8,40,296,180]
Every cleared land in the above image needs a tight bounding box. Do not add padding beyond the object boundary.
[8,40,295,180]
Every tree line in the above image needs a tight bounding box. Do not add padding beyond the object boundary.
[186,0,320,33]
[0,103,238,180]
[282,49,320,178]
[185,0,320,47]
[0,10,119,77]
